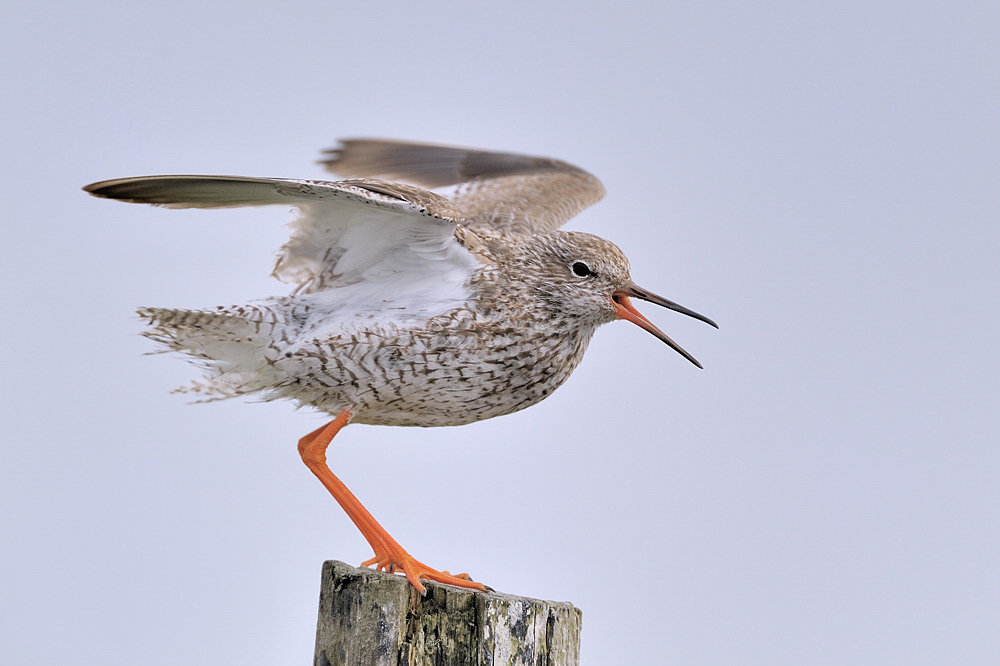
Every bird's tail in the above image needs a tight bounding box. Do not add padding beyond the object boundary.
[138,305,290,400]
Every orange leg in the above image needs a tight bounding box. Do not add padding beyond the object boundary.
[297,409,487,595]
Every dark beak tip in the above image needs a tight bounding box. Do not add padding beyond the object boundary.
[628,285,717,329]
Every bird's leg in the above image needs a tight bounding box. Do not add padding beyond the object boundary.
[297,409,487,595]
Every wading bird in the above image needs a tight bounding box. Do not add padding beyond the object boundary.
[84,139,717,593]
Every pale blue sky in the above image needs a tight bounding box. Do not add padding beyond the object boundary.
[2,2,998,664]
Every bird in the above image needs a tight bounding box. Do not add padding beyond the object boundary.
[83,138,717,594]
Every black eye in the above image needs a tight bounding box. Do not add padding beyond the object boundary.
[571,261,594,277]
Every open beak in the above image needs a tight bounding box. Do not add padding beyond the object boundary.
[610,285,718,369]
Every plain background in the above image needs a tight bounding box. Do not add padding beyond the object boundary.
[2,2,997,664]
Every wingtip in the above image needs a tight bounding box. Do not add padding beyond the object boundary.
[318,137,413,166]
[82,179,122,199]
[81,178,146,203]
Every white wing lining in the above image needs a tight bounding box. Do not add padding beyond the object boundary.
[84,174,485,301]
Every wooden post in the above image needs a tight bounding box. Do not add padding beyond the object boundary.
[312,560,582,666]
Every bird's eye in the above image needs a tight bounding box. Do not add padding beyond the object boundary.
[571,261,594,277]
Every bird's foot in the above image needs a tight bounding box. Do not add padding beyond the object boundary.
[361,551,487,595]
[297,413,490,595]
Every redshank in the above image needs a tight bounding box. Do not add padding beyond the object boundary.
[83,139,717,594]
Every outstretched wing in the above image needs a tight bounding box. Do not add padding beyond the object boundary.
[320,139,606,239]
[83,175,482,296]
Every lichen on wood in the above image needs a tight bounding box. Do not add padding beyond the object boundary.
[312,560,582,666]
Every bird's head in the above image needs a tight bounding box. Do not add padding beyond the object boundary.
[512,231,718,368]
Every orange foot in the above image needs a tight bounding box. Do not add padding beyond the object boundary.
[362,549,487,595]
[298,411,491,596]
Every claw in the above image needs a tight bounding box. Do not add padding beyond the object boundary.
[359,551,486,594]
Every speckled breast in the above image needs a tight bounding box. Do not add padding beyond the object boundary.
[275,315,596,428]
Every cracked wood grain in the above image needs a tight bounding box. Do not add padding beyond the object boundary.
[312,561,582,666]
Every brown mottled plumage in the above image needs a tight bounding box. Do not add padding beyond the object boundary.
[321,139,606,238]
[83,138,717,594]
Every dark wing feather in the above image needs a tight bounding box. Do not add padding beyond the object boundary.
[320,139,605,238]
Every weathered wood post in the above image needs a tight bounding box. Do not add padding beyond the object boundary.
[312,561,582,666]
